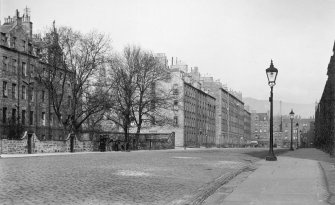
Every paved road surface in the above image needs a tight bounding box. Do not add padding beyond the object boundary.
[0,148,277,205]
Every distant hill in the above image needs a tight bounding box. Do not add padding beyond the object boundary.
[243,97,315,118]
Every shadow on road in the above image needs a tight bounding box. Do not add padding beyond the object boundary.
[243,148,290,159]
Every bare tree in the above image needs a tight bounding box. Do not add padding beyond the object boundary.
[37,25,111,135]
[107,46,175,149]
[106,47,139,147]
[131,50,174,135]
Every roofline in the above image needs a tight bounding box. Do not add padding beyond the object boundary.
[0,45,74,74]
[219,87,244,104]
[184,81,216,100]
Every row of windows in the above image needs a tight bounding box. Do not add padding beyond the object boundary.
[0,34,31,53]
[2,107,47,126]
[254,129,268,133]
[2,81,46,102]
[184,100,216,116]
[2,56,32,77]
[2,55,66,80]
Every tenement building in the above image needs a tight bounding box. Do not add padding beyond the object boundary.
[0,9,71,140]
[140,57,251,148]
[140,60,216,148]
[251,111,314,148]
[202,77,250,147]
[251,112,269,147]
[244,108,251,142]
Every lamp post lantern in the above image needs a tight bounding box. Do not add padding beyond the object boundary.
[265,60,278,161]
[296,123,299,149]
[289,109,294,151]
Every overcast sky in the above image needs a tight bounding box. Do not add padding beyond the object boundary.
[1,0,335,105]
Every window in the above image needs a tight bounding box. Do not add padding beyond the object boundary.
[12,109,16,121]
[42,90,45,102]
[11,37,16,48]
[22,62,27,77]
[151,116,156,125]
[172,84,179,95]
[29,111,33,125]
[174,116,178,126]
[29,88,34,102]
[22,40,26,51]
[22,110,26,125]
[2,56,7,72]
[50,113,53,126]
[30,64,34,76]
[12,83,16,99]
[1,33,6,44]
[12,59,17,74]
[2,107,7,123]
[28,43,32,54]
[42,112,46,126]
[3,81,7,97]
[22,85,26,99]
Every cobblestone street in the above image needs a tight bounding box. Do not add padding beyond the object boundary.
[0,148,283,205]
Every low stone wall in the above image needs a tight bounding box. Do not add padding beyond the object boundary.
[0,132,175,154]
[1,139,27,154]
[97,132,175,151]
[0,134,97,154]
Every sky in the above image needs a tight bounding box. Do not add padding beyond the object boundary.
[1,0,335,105]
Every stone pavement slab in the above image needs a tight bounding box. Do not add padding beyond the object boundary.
[206,148,331,205]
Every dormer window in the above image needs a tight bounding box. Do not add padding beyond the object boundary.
[22,40,26,51]
[1,33,7,45]
[12,37,16,47]
[28,43,32,54]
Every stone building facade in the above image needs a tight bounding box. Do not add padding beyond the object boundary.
[251,112,269,146]
[315,41,335,155]
[201,77,250,147]
[251,111,314,148]
[244,109,251,141]
[139,62,216,148]
[0,9,71,140]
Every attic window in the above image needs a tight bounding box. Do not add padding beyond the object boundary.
[28,43,32,54]
[22,40,26,51]
[1,33,6,44]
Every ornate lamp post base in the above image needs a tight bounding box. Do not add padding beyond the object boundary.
[266,155,277,161]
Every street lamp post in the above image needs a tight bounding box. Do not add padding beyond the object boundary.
[296,123,299,149]
[198,128,202,148]
[289,109,294,151]
[265,60,278,161]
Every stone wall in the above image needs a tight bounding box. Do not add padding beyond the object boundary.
[0,133,97,154]
[0,132,174,154]
[97,132,175,151]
